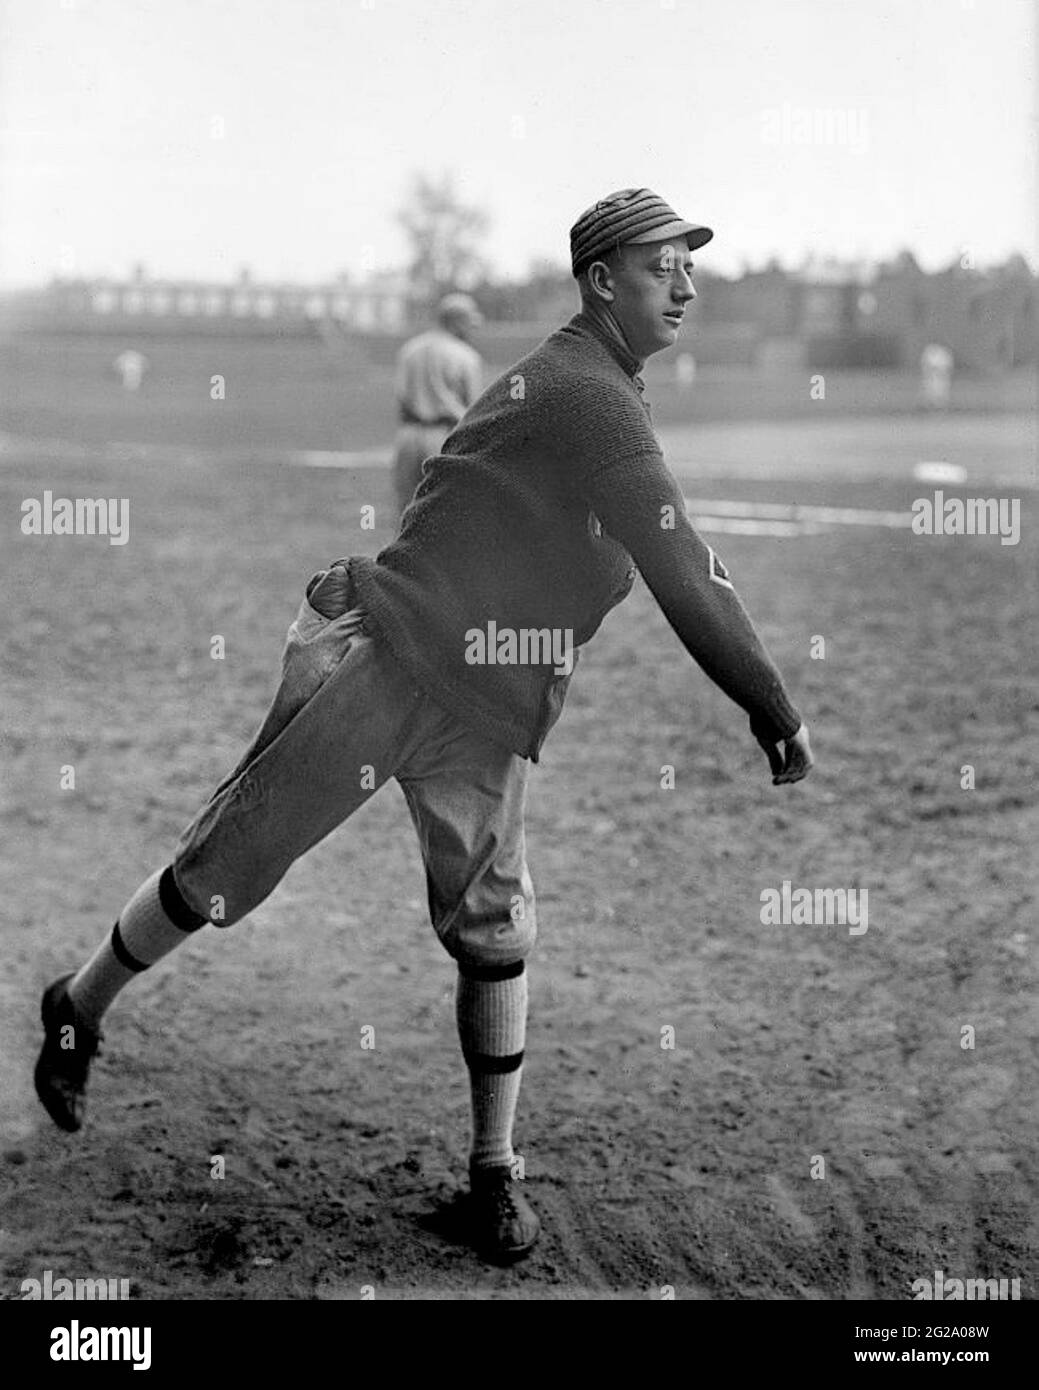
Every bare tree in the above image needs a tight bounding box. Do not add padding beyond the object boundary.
[397,172,490,307]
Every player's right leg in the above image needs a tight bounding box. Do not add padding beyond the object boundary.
[398,723,540,1261]
[34,568,426,1132]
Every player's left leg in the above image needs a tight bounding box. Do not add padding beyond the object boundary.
[397,725,539,1261]
[34,562,415,1132]
[391,425,447,519]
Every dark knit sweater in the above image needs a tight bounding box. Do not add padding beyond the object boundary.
[351,311,801,761]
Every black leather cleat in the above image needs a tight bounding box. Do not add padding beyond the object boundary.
[34,974,102,1133]
[468,1164,540,1262]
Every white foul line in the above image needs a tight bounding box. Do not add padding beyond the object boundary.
[685,498,911,529]
[690,516,830,536]
[284,452,910,534]
[290,449,390,468]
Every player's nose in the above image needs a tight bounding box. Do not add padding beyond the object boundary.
[675,269,698,303]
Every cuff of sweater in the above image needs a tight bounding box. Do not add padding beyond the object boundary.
[749,697,802,746]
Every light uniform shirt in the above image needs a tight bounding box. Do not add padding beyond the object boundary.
[396,328,482,424]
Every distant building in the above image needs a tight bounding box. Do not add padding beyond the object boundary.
[696,261,800,337]
[38,267,411,334]
[9,254,1037,372]
[698,252,1038,373]
[868,252,1038,372]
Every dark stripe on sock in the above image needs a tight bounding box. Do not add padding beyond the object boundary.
[110,920,150,973]
[159,865,207,933]
[459,959,525,982]
[462,1048,525,1075]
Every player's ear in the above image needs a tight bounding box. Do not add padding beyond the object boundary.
[586,259,616,303]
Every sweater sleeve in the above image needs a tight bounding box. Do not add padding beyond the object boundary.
[583,444,802,744]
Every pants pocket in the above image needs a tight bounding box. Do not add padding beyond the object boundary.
[192,563,369,814]
[304,563,357,621]
[284,566,366,688]
[246,564,367,759]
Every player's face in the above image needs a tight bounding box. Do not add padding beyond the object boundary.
[607,238,697,360]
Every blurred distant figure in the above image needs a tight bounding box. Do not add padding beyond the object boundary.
[392,292,483,517]
[675,351,697,387]
[114,349,149,392]
[920,342,953,409]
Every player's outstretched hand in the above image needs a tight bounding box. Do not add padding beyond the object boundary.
[758,722,813,786]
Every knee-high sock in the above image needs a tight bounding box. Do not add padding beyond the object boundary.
[456,961,527,1173]
[67,867,207,1030]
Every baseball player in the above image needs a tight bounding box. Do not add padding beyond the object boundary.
[392,291,483,517]
[34,188,812,1263]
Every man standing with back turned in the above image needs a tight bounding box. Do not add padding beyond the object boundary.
[392,290,483,516]
[35,189,812,1264]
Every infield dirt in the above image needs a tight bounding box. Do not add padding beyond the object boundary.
[1,423,1035,1300]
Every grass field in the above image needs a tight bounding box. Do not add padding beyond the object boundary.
[0,344,1036,1298]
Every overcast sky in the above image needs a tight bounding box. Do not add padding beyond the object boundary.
[0,0,1034,287]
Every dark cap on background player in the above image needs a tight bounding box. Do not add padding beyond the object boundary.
[569,188,713,278]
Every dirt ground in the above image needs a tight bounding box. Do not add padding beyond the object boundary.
[1,421,1036,1300]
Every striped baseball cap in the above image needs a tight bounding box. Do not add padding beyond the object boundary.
[570,188,713,278]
